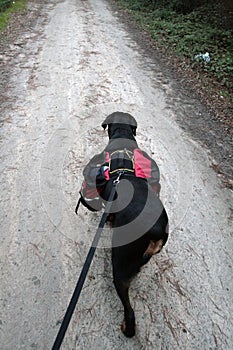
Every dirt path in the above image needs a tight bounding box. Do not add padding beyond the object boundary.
[0,0,232,349]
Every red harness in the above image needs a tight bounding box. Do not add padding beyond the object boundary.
[79,148,160,211]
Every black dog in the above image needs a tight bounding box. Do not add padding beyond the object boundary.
[79,112,169,337]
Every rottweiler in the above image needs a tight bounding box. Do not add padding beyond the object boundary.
[79,112,169,337]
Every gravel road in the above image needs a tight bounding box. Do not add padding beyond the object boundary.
[0,0,232,349]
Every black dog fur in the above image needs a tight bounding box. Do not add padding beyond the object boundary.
[99,112,169,337]
[80,112,169,337]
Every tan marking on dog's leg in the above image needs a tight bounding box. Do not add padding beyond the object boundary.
[144,239,164,256]
[121,319,126,333]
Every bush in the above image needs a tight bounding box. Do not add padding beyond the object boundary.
[0,1,13,12]
[118,0,233,91]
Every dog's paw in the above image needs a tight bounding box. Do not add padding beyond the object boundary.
[121,319,135,338]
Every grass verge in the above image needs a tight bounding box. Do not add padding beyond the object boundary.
[117,0,233,102]
[0,0,27,32]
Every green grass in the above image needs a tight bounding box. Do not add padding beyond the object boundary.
[117,0,233,93]
[0,0,27,32]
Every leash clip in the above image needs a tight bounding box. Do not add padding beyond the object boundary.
[113,171,123,184]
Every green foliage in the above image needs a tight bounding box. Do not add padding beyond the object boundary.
[0,1,13,12]
[159,0,203,14]
[118,0,233,90]
[0,0,26,31]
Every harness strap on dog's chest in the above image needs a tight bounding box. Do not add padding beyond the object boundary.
[106,149,135,177]
[104,148,155,179]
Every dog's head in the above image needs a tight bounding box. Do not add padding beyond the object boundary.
[102,112,137,138]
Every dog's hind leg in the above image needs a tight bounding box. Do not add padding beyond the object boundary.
[144,238,165,256]
[144,213,169,258]
[113,273,135,337]
[112,245,136,337]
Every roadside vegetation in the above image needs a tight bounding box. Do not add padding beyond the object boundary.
[117,0,233,104]
[0,0,26,31]
[1,0,232,121]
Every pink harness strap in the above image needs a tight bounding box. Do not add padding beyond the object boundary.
[134,149,152,178]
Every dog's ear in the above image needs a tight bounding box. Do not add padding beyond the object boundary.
[101,115,112,130]
[102,122,107,130]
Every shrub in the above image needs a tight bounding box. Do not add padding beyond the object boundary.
[118,0,233,90]
[0,1,13,12]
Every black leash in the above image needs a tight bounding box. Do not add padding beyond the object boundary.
[51,175,121,350]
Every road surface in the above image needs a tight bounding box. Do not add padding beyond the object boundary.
[0,0,232,349]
